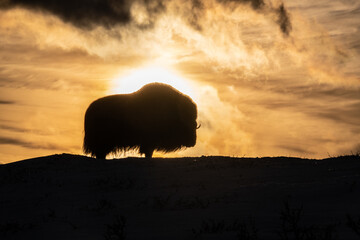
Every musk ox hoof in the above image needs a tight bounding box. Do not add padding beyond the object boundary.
[139,146,154,158]
[83,82,198,159]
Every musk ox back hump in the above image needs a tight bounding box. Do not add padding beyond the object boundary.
[83,82,198,159]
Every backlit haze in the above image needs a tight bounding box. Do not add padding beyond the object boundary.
[0,0,359,163]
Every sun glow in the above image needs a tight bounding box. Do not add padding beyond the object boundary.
[110,66,195,99]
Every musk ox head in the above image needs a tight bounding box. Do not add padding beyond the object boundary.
[83,82,199,159]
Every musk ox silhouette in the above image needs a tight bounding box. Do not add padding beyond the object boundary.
[83,82,198,159]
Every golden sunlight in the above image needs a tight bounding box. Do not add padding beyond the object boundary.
[109,66,196,99]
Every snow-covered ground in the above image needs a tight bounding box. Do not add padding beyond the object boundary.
[0,154,359,239]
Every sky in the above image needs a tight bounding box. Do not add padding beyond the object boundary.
[0,0,359,163]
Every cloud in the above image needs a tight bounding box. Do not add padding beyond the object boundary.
[0,0,358,161]
[215,0,292,35]
[178,84,253,157]
[276,144,315,155]
[0,0,164,29]
[276,3,292,36]
[0,136,65,150]
[0,0,292,35]
[312,101,360,126]
[0,124,55,135]
[1,0,355,89]
[0,100,15,104]
[0,124,28,133]
[0,0,295,78]
[216,0,265,9]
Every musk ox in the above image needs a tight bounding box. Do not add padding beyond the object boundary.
[83,82,198,159]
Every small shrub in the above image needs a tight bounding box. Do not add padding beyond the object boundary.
[278,198,338,240]
[104,215,126,240]
[92,176,136,190]
[303,224,338,240]
[192,219,226,237]
[0,221,22,236]
[236,219,258,240]
[94,199,116,211]
[346,214,360,237]
[152,194,172,210]
[174,196,210,210]
[192,218,257,239]
[278,198,304,240]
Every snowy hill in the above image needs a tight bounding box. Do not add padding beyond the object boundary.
[1,154,360,239]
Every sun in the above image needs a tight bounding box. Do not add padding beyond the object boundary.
[109,66,195,99]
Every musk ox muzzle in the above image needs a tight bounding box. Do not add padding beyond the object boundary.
[83,82,198,159]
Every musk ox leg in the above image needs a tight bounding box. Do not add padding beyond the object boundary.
[94,147,108,159]
[92,142,113,159]
[140,146,154,158]
[145,151,153,158]
[95,153,106,160]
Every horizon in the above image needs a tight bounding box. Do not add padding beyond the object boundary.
[0,0,360,163]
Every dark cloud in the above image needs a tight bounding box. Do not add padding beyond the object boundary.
[0,0,165,29]
[276,4,292,36]
[0,125,53,135]
[276,144,315,155]
[0,136,64,150]
[0,124,28,133]
[0,100,15,104]
[216,0,265,10]
[216,0,291,35]
[1,0,292,35]
[187,0,204,31]
[313,102,360,126]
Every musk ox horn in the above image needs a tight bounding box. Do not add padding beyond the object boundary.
[83,82,198,159]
